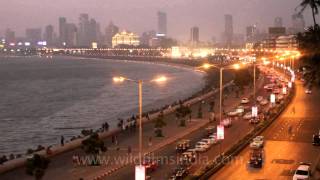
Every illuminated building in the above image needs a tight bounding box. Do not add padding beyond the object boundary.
[190,27,199,46]
[112,31,140,48]
[276,35,297,50]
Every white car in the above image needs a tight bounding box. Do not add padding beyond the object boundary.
[201,139,215,145]
[260,99,269,106]
[194,142,210,152]
[241,98,250,104]
[236,106,245,114]
[243,112,252,120]
[228,111,238,116]
[256,96,263,102]
[221,118,232,127]
[250,136,264,148]
[305,89,312,94]
[293,163,311,180]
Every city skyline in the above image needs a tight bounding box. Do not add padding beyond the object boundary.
[0,0,318,41]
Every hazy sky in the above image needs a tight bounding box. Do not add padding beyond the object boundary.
[0,0,318,41]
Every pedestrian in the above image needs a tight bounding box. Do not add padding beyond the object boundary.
[60,136,65,146]
[46,146,53,156]
[146,113,150,121]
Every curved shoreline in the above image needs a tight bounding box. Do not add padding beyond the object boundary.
[0,56,215,174]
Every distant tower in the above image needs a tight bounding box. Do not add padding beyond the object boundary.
[5,28,15,43]
[224,14,233,47]
[59,17,67,45]
[157,11,167,36]
[44,25,54,46]
[105,22,119,47]
[190,26,199,46]
[274,17,283,27]
[78,13,90,47]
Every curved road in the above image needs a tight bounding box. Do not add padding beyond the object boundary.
[211,80,320,180]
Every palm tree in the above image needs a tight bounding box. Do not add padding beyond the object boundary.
[298,0,320,27]
[154,112,166,137]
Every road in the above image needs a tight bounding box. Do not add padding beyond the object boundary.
[105,75,269,180]
[211,80,320,180]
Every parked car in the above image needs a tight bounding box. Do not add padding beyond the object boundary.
[273,88,280,94]
[236,106,245,114]
[205,126,216,136]
[179,151,196,164]
[293,163,311,180]
[277,95,284,100]
[241,98,250,104]
[228,110,238,117]
[170,167,189,180]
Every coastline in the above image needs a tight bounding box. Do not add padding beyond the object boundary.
[0,55,225,174]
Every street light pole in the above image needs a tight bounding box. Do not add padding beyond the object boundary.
[219,68,223,124]
[138,80,143,166]
[253,62,256,103]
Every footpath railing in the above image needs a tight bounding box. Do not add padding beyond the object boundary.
[0,71,233,175]
[187,84,296,180]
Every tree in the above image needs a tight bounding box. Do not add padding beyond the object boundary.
[233,68,252,92]
[81,133,107,165]
[298,0,320,27]
[154,112,166,137]
[26,154,50,180]
[175,102,191,127]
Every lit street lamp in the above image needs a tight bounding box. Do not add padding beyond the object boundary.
[113,75,167,169]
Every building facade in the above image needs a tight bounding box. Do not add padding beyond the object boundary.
[112,31,140,48]
[157,11,167,36]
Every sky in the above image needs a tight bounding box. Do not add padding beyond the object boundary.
[0,0,318,41]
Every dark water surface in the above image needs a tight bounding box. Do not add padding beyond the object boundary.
[0,56,204,155]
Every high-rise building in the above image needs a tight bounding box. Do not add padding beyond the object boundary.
[78,13,90,47]
[157,11,167,36]
[66,23,77,47]
[88,18,98,43]
[25,28,42,45]
[292,14,305,33]
[246,25,257,42]
[274,17,283,27]
[224,14,233,47]
[5,28,15,43]
[59,17,68,45]
[44,25,54,46]
[105,22,119,47]
[190,26,199,45]
[140,30,157,47]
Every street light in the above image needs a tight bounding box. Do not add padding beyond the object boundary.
[113,75,167,168]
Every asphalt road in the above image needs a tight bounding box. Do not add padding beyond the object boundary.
[106,75,269,180]
[211,80,320,180]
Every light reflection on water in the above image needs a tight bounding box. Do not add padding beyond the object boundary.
[0,56,204,155]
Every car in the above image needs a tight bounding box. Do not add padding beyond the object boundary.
[179,151,196,164]
[201,138,216,145]
[243,112,252,120]
[221,118,232,127]
[256,96,263,102]
[249,118,260,124]
[260,99,269,106]
[273,88,280,94]
[227,111,238,116]
[305,89,312,94]
[236,106,245,114]
[142,157,159,172]
[170,167,189,180]
[176,140,190,153]
[312,134,320,146]
[241,98,250,104]
[207,136,219,144]
[248,149,263,168]
[250,136,264,149]
[194,142,210,152]
[293,163,311,180]
[277,94,284,100]
[205,126,216,136]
